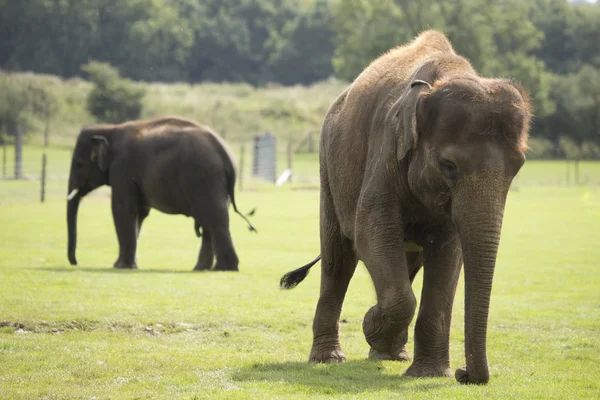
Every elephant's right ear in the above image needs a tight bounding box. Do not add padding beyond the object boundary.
[91,135,109,172]
[386,79,432,161]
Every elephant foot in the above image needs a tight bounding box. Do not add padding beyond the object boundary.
[309,347,346,363]
[212,263,239,272]
[113,260,138,269]
[404,362,452,378]
[454,366,489,385]
[369,345,411,361]
[363,306,409,358]
[193,264,212,271]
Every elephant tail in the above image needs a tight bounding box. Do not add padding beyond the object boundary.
[217,138,257,234]
[225,166,257,234]
[280,255,321,289]
[230,191,257,233]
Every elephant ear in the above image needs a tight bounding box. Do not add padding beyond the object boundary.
[91,135,109,172]
[386,79,433,161]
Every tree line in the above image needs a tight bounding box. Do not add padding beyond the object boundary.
[0,0,599,157]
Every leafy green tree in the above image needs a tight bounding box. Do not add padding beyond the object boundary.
[264,0,335,84]
[0,0,599,158]
[554,65,600,147]
[567,3,600,70]
[82,62,146,123]
[183,0,295,84]
[0,72,30,137]
[0,0,99,77]
[27,80,59,146]
[531,0,577,74]
[123,0,193,81]
[330,0,499,80]
[485,0,555,118]
[332,0,408,81]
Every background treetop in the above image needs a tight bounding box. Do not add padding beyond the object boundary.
[0,0,598,154]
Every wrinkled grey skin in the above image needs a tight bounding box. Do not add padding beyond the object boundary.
[287,30,531,384]
[67,116,250,271]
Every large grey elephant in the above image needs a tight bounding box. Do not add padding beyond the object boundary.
[67,116,255,271]
[280,30,531,384]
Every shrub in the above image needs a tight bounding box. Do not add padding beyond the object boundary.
[0,71,59,142]
[0,72,30,138]
[82,62,145,124]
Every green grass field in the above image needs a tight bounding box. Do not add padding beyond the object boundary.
[1,150,600,398]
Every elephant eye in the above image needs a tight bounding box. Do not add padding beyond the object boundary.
[438,158,458,180]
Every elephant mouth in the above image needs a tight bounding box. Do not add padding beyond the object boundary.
[404,241,423,252]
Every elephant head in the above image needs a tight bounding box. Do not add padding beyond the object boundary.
[388,72,531,383]
[67,129,111,265]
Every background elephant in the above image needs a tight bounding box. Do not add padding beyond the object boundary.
[280,30,531,384]
[67,116,255,271]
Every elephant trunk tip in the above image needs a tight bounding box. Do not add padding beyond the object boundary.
[68,253,77,266]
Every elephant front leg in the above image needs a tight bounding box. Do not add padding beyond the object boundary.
[194,230,214,271]
[356,210,416,360]
[404,232,462,378]
[137,205,150,239]
[368,250,423,362]
[361,280,416,360]
[111,191,140,269]
[368,332,411,361]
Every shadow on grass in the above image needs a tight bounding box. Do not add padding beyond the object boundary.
[232,360,452,395]
[24,266,220,274]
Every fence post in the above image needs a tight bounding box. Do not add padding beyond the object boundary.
[239,144,245,192]
[308,131,314,153]
[44,123,49,147]
[41,153,47,203]
[574,159,580,185]
[2,141,6,178]
[15,124,23,179]
[287,140,293,183]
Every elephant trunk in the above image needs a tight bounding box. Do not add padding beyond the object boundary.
[454,183,508,384]
[67,184,81,266]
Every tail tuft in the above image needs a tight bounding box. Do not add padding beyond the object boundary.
[280,255,321,289]
[233,207,257,233]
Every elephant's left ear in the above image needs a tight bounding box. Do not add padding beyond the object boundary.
[385,79,432,161]
[91,135,109,172]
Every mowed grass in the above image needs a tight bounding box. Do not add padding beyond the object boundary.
[1,158,600,398]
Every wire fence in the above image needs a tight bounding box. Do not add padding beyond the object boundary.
[1,138,600,207]
[0,136,321,206]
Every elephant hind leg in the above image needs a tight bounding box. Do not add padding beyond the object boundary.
[211,225,239,271]
[190,190,238,271]
[194,228,214,271]
[207,209,239,272]
[310,186,358,363]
